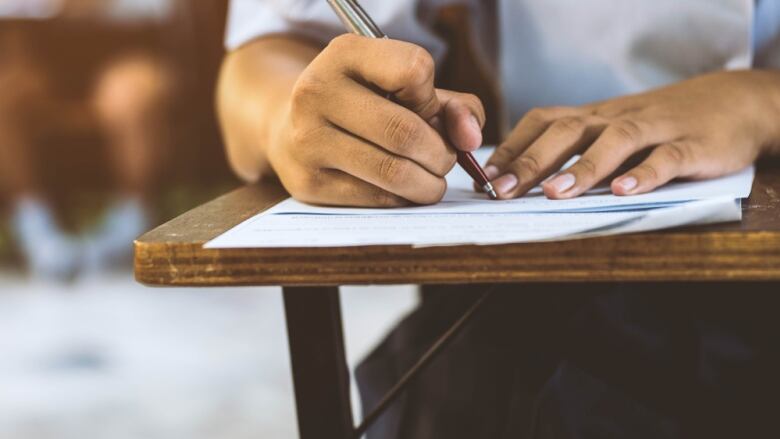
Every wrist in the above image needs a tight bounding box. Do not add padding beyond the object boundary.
[218,37,316,182]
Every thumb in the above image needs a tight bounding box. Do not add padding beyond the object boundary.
[436,89,485,152]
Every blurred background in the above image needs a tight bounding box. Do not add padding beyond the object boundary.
[0,1,419,437]
[0,0,233,275]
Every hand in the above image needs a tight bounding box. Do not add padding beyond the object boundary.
[486,70,780,200]
[269,34,485,207]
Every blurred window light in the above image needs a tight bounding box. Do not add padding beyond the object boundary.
[0,0,173,21]
[0,0,64,19]
[104,0,174,23]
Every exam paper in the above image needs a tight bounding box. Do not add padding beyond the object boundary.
[259,148,754,216]
[205,197,741,248]
[205,147,752,249]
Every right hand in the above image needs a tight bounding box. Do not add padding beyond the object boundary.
[268,34,486,207]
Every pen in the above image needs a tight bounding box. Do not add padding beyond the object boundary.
[326,0,499,200]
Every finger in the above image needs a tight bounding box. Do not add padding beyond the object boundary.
[542,119,673,199]
[486,106,584,177]
[491,115,603,199]
[294,168,410,208]
[437,89,485,152]
[319,126,449,205]
[322,79,455,176]
[325,34,441,120]
[611,141,696,196]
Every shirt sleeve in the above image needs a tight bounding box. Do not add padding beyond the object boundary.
[225,0,448,62]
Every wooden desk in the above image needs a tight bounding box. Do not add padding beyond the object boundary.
[135,165,780,439]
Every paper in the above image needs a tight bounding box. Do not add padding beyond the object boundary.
[206,147,751,249]
[260,148,754,216]
[205,197,741,248]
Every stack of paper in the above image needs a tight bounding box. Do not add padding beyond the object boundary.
[206,149,754,249]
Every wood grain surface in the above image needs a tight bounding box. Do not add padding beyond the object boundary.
[135,166,780,286]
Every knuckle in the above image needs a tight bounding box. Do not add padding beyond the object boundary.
[546,105,571,113]
[524,107,550,125]
[433,180,448,203]
[490,146,514,165]
[512,154,543,176]
[610,119,643,145]
[575,157,598,176]
[415,91,439,119]
[404,47,436,86]
[288,125,308,146]
[551,116,585,135]
[377,155,410,185]
[442,152,459,175]
[462,92,482,108]
[287,169,323,201]
[327,33,359,53]
[636,163,660,181]
[372,189,402,207]
[291,74,325,107]
[384,113,423,154]
[419,179,447,205]
[290,124,327,148]
[663,142,688,163]
[431,151,458,178]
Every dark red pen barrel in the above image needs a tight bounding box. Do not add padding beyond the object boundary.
[457,151,490,186]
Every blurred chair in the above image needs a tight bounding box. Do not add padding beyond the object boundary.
[0,0,234,272]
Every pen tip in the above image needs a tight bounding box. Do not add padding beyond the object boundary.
[483,182,499,200]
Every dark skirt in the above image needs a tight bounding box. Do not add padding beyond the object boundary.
[356,283,780,438]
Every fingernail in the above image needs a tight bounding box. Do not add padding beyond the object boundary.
[548,173,576,193]
[485,165,499,180]
[616,176,638,192]
[493,174,518,194]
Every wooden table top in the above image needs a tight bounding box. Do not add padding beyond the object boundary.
[135,164,780,287]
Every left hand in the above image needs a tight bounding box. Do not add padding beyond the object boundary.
[485,70,780,200]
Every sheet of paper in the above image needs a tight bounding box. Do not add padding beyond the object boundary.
[261,148,754,216]
[577,197,742,240]
[206,147,751,249]
[205,197,741,249]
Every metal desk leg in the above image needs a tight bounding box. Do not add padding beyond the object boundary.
[283,287,354,439]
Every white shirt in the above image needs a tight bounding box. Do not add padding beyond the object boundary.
[226,0,780,128]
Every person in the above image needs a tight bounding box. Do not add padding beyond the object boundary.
[218,0,780,437]
[0,0,175,280]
